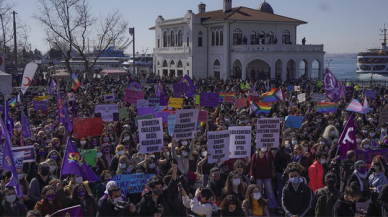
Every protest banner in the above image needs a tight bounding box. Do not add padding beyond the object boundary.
[207,130,230,163]
[195,95,200,105]
[256,118,280,148]
[124,89,145,104]
[365,90,377,99]
[137,100,149,108]
[0,150,24,170]
[168,115,176,136]
[287,85,294,92]
[229,126,252,159]
[113,173,155,195]
[139,118,164,154]
[33,100,48,111]
[11,145,35,163]
[236,98,247,108]
[248,95,260,103]
[294,86,300,92]
[33,95,50,101]
[148,97,160,107]
[198,111,208,122]
[135,114,153,127]
[379,108,388,124]
[173,83,188,96]
[154,111,170,123]
[169,98,184,109]
[173,109,199,140]
[312,93,327,102]
[138,107,155,116]
[297,93,306,103]
[224,96,234,103]
[104,93,115,102]
[80,149,97,166]
[200,93,219,107]
[73,118,103,138]
[119,108,129,120]
[285,116,303,128]
[339,149,388,164]
[94,104,119,122]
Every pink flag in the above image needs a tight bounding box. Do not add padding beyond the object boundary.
[362,96,369,114]
[338,113,357,154]
[346,99,364,113]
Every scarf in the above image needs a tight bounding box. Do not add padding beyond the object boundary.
[353,170,366,191]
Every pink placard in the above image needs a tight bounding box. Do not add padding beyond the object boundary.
[197,111,208,122]
[124,89,145,104]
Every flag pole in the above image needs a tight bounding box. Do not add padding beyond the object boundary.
[59,137,69,180]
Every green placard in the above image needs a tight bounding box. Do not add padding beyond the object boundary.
[80,149,97,166]
[195,95,200,105]
[119,108,129,120]
[134,114,153,126]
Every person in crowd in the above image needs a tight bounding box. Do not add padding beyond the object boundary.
[171,138,194,177]
[376,183,388,216]
[110,144,126,173]
[221,171,247,202]
[33,185,63,216]
[96,185,137,217]
[347,160,370,212]
[275,139,293,202]
[26,210,42,217]
[29,161,53,205]
[242,184,270,217]
[367,157,388,216]
[234,159,251,185]
[185,187,214,217]
[0,186,28,216]
[340,150,357,192]
[206,167,225,206]
[217,195,244,216]
[308,151,328,193]
[332,185,363,217]
[311,173,341,216]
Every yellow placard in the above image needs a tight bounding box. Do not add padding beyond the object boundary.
[33,95,50,101]
[169,98,184,109]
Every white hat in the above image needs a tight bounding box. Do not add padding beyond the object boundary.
[104,180,118,194]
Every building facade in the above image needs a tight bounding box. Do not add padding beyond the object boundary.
[151,0,325,81]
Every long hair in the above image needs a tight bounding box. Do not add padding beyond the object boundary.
[70,183,93,203]
[116,155,130,175]
[322,125,339,139]
[244,184,267,209]
[223,171,244,196]
[219,195,244,216]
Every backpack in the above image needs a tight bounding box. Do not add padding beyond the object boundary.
[315,188,335,217]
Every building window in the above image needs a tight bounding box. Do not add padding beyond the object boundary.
[178,60,183,68]
[178,30,183,47]
[282,30,290,44]
[163,32,168,47]
[170,60,175,67]
[158,39,160,48]
[216,31,220,46]
[171,31,175,47]
[187,37,189,47]
[268,31,274,44]
[220,31,223,46]
[233,28,242,45]
[250,31,256,45]
[259,31,265,44]
[198,31,203,47]
[163,60,168,67]
[211,31,215,46]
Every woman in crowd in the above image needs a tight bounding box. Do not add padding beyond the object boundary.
[242,184,270,217]
[29,161,53,205]
[222,171,247,202]
[217,195,244,216]
[33,186,63,217]
[367,157,388,216]
[110,144,127,173]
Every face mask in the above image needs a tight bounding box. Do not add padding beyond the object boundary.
[181,141,188,146]
[358,168,367,174]
[120,163,127,169]
[382,129,387,133]
[18,174,24,181]
[182,151,188,157]
[75,177,83,184]
[285,143,290,148]
[290,177,299,184]
[45,129,51,134]
[320,141,325,145]
[118,150,125,156]
[80,141,87,145]
[260,147,267,152]
[153,189,163,196]
[292,140,297,145]
[15,127,21,132]
[51,155,58,160]
[104,148,110,154]
[6,195,16,203]
[357,139,362,143]
[112,196,123,205]
[103,137,109,142]
[320,159,326,164]
[124,136,130,140]
[232,178,241,186]
[77,190,86,198]
[46,195,56,201]
[40,167,50,176]
[363,145,370,149]
[149,163,155,169]
[370,133,375,137]
[330,131,335,135]
[201,151,207,157]
[303,147,308,152]
[49,166,56,172]
[253,192,261,200]
[97,152,102,157]
[164,152,170,158]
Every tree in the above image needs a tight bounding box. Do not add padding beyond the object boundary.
[34,0,130,78]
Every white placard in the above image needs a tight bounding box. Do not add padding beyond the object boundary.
[94,104,119,122]
[294,86,300,92]
[256,118,281,148]
[139,118,163,154]
[312,93,327,102]
[137,100,149,108]
[229,126,252,159]
[298,93,306,103]
[207,130,230,163]
[173,109,199,140]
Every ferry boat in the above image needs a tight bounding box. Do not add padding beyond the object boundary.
[357,24,388,74]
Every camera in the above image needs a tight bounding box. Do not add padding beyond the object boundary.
[114,200,129,211]
[156,204,164,215]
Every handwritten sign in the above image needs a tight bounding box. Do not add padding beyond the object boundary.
[207,130,230,163]
[80,149,97,166]
[124,89,145,104]
[73,118,103,138]
[224,96,234,103]
[298,93,306,103]
[312,93,326,102]
[113,173,155,195]
[256,118,280,148]
[169,98,184,109]
[11,145,35,163]
[137,100,149,108]
[236,98,247,108]
[95,104,119,122]
[200,93,219,107]
[229,126,252,159]
[139,118,163,154]
[174,109,199,140]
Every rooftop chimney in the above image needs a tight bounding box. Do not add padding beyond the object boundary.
[198,2,206,13]
[223,0,232,13]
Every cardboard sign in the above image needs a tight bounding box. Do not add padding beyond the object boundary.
[236,98,247,108]
[124,89,145,104]
[298,93,306,103]
[207,130,230,163]
[148,97,160,107]
[229,126,252,159]
[11,145,35,163]
[224,96,234,103]
[169,98,184,109]
[154,111,170,123]
[139,118,164,154]
[197,111,208,122]
[200,93,219,107]
[285,116,303,128]
[80,149,97,166]
[256,118,280,148]
[365,90,377,99]
[138,107,154,116]
[95,104,119,122]
[173,109,199,140]
[104,94,115,102]
[135,114,153,127]
[379,108,388,124]
[137,100,149,108]
[168,115,176,136]
[73,118,103,138]
[294,86,300,92]
[195,95,200,105]
[312,93,327,102]
[113,173,155,195]
[119,108,129,120]
[248,95,260,103]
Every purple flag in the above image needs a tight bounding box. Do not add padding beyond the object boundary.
[181,75,196,97]
[323,68,345,103]
[0,117,24,198]
[21,111,32,139]
[51,205,83,217]
[173,83,188,95]
[61,138,99,181]
[338,113,357,154]
[49,79,56,94]
[33,100,48,112]
[58,92,73,132]
[155,84,161,97]
[4,100,13,138]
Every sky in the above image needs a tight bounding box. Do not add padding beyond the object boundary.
[12,0,388,55]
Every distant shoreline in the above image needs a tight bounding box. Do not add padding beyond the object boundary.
[325,53,357,60]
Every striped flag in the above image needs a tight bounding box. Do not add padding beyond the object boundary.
[71,73,80,91]
[362,96,369,114]
[317,102,338,113]
[262,88,279,103]
[250,102,271,114]
[8,97,17,107]
[219,93,236,102]
[346,99,365,114]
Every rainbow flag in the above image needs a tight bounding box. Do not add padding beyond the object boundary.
[317,102,338,113]
[71,73,80,91]
[250,102,271,114]
[219,93,236,102]
[8,97,17,107]
[262,88,279,103]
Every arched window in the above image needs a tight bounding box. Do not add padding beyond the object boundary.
[163,60,168,67]
[170,31,175,47]
[212,31,215,46]
[198,31,203,47]
[282,30,290,44]
[250,31,256,45]
[177,60,183,68]
[233,28,242,45]
[216,31,219,46]
[163,31,168,47]
[170,60,175,67]
[259,31,265,44]
[268,31,274,44]
[214,59,220,69]
[178,30,183,47]
[220,31,224,46]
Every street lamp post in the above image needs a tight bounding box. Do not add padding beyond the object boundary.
[326,59,332,68]
[129,27,135,74]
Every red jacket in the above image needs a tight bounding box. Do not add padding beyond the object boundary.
[250,152,274,180]
[308,161,324,193]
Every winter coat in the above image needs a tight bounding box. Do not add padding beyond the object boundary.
[274,146,292,173]
[376,184,388,217]
[369,172,388,194]
[332,194,356,217]
[282,180,312,217]
[0,192,28,217]
[241,199,270,217]
[34,198,63,217]
[339,159,354,192]
[308,161,325,193]
[28,175,53,205]
[250,152,274,180]
[96,197,137,217]
[347,172,370,202]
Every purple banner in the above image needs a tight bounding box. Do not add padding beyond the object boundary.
[138,107,154,116]
[33,100,48,111]
[173,83,187,96]
[339,149,388,164]
[154,111,171,123]
[200,93,219,107]
[148,97,160,107]
[365,90,377,99]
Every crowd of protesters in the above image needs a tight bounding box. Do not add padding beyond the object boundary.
[0,70,388,217]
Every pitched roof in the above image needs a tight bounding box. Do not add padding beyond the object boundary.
[196,6,307,24]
